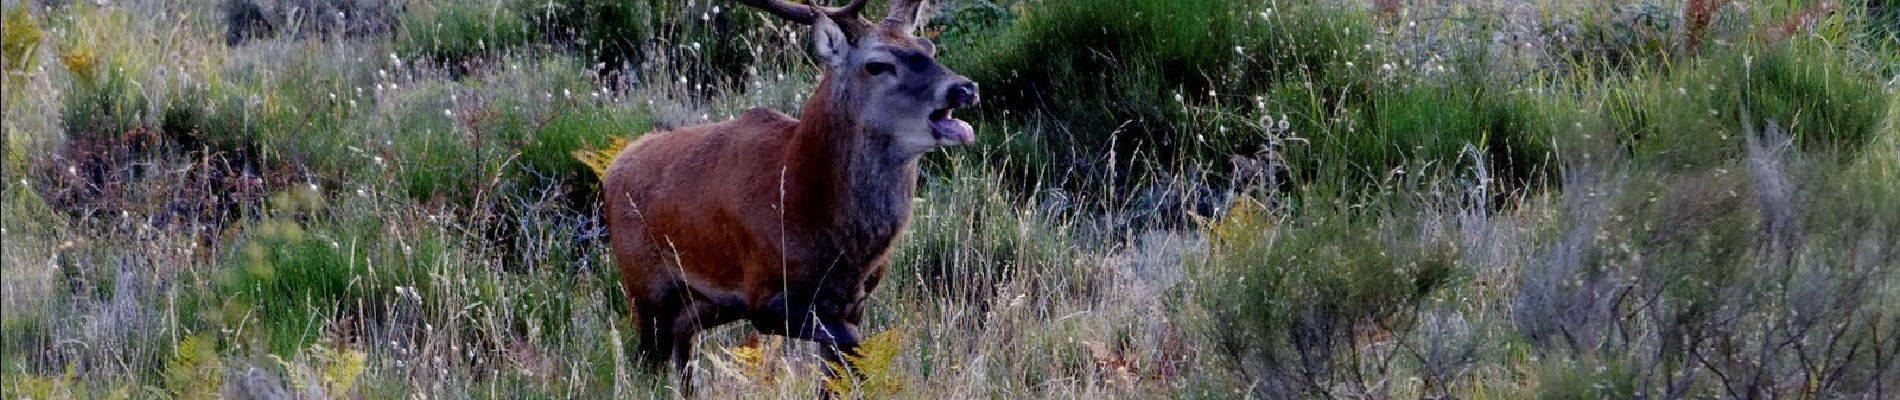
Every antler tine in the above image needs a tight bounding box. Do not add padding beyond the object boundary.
[733,0,870,25]
[733,0,821,24]
[830,0,869,17]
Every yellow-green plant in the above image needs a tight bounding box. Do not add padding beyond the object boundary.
[56,44,97,88]
[8,365,75,399]
[572,135,631,184]
[824,329,906,399]
[2,6,41,82]
[164,335,223,399]
[317,345,367,398]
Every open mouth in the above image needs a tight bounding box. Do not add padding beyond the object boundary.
[928,107,975,145]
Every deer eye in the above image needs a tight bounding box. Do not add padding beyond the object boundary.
[865,62,896,76]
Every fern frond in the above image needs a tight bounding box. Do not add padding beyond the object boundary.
[572,136,631,182]
[825,329,906,398]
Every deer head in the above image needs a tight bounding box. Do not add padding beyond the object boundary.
[738,0,979,155]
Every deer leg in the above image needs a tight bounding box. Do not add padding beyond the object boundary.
[631,298,676,374]
[669,296,738,397]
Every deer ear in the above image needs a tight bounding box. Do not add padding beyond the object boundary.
[811,15,854,68]
[890,0,933,35]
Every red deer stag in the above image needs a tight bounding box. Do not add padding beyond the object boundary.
[601,0,977,389]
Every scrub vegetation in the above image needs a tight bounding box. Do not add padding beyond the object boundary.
[3,0,1897,398]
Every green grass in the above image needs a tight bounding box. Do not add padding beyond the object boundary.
[509,103,651,189]
[4,0,1898,398]
[1616,43,1891,171]
[399,2,533,68]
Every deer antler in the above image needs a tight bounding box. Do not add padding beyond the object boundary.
[733,0,869,25]
[880,0,931,34]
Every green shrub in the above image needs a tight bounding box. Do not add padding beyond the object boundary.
[60,70,147,142]
[513,106,648,188]
[532,0,780,85]
[215,189,461,354]
[942,1,1503,194]
[1282,71,1556,192]
[1200,197,1459,397]
[944,0,1275,169]
[219,189,353,354]
[161,87,263,157]
[1617,42,1889,171]
[395,105,497,203]
[233,43,380,185]
[1531,356,1639,400]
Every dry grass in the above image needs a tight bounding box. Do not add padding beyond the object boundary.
[3,0,1898,398]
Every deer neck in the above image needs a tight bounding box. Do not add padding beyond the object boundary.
[784,75,919,231]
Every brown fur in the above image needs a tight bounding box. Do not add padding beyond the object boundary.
[604,53,930,384]
[602,2,968,393]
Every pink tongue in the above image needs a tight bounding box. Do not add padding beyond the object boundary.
[932,118,975,145]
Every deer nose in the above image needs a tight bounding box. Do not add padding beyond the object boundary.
[947,81,979,107]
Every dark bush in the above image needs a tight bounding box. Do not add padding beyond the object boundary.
[531,0,782,88]
[530,0,653,72]
[222,0,400,45]
[941,1,1559,197]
